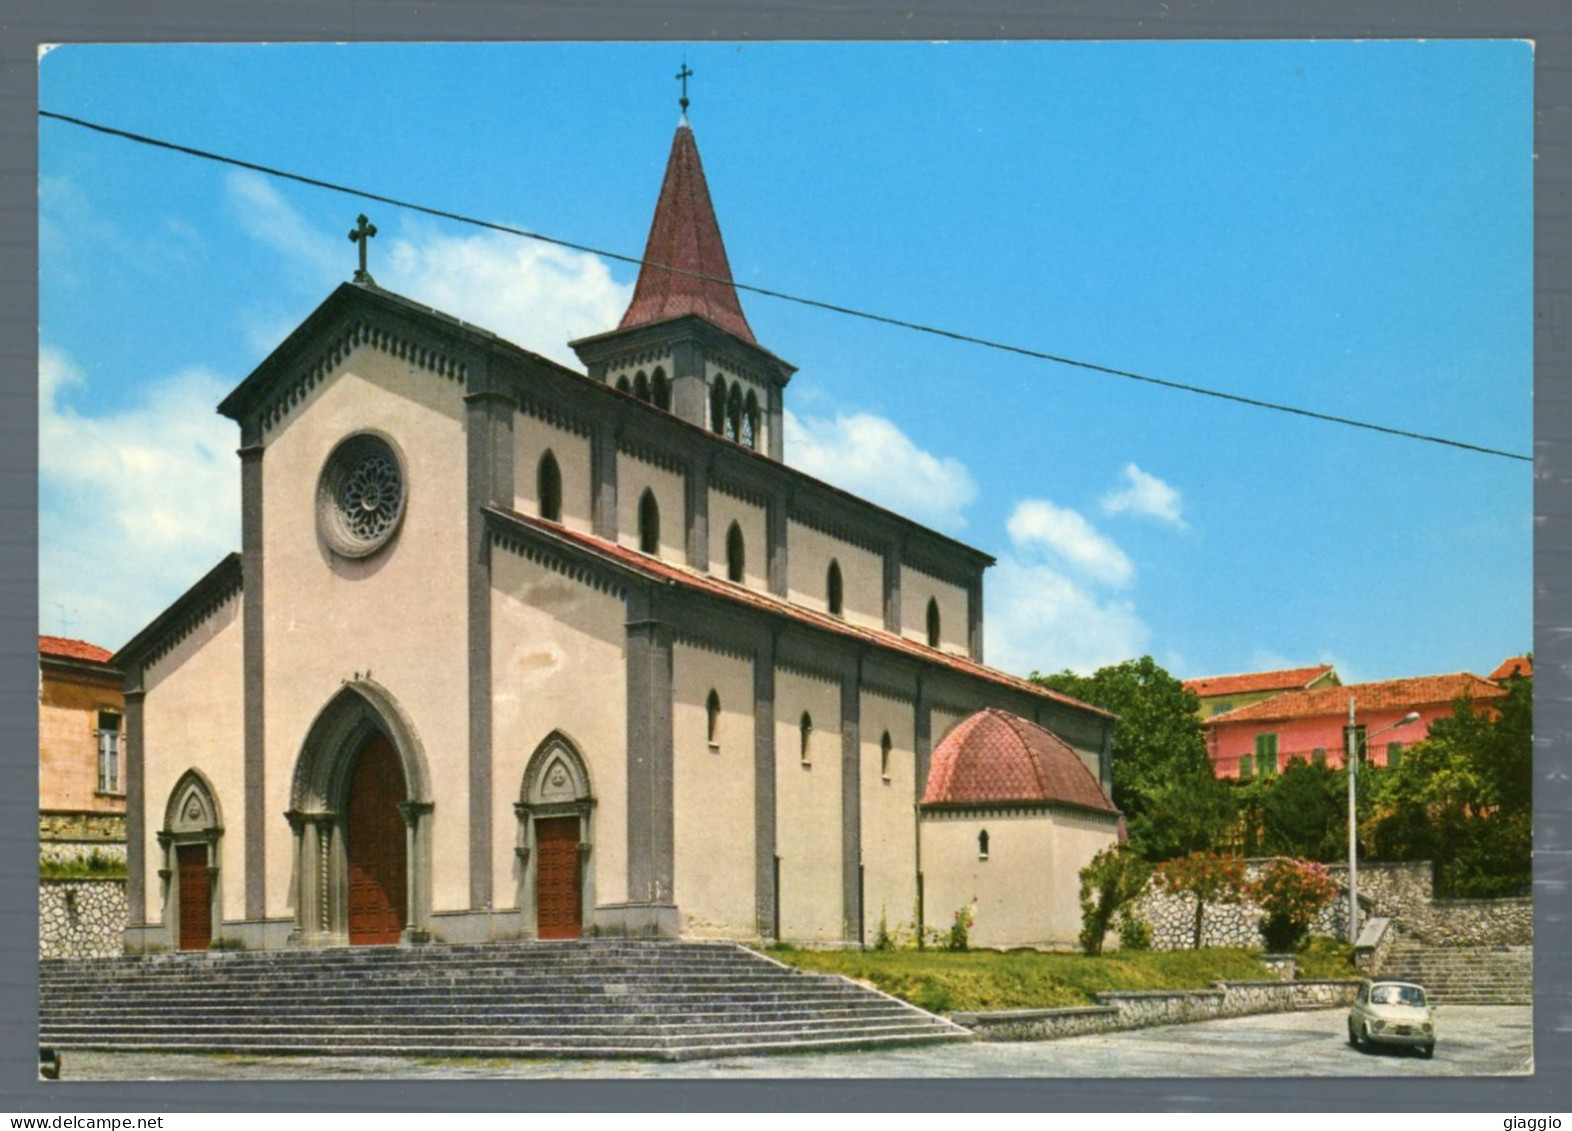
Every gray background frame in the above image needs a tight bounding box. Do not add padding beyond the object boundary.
[1,0,1565,1113]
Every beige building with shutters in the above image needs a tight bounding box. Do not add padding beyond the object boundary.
[116,114,1120,955]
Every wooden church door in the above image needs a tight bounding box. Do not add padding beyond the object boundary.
[176,843,211,951]
[346,733,408,945]
[535,817,582,939]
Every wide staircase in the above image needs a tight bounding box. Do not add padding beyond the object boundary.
[40,940,971,1061]
[1377,937,1532,1005]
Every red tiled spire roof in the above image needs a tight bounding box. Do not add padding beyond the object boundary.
[39,634,114,664]
[619,122,757,344]
[1206,672,1505,726]
[1183,664,1336,699]
[923,707,1118,813]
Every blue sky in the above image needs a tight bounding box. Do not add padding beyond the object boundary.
[38,41,1532,682]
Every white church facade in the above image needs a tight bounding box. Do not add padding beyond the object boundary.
[115,117,1120,954]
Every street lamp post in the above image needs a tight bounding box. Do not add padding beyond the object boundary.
[1346,700,1422,944]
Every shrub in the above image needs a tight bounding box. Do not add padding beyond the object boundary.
[1154,851,1248,950]
[1250,857,1340,953]
[872,905,900,951]
[1117,907,1153,951]
[945,903,975,952]
[1078,844,1153,956]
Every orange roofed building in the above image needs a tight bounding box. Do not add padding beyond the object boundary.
[1204,672,1507,780]
[1183,664,1340,719]
[39,635,126,859]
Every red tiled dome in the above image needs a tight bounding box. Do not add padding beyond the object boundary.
[923,708,1117,813]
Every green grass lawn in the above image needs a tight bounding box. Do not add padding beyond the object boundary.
[765,942,1356,1015]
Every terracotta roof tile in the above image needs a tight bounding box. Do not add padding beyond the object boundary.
[619,123,757,344]
[38,635,114,664]
[1205,672,1505,726]
[1489,655,1533,681]
[923,708,1118,813]
[1183,664,1336,699]
[486,505,1111,718]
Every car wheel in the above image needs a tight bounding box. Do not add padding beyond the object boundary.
[1360,1023,1374,1051]
[1420,1043,1434,1060]
[1347,1020,1359,1047]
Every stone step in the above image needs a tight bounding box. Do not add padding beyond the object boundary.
[39,940,969,1061]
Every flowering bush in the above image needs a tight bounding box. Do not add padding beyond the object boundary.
[1154,851,1248,949]
[1250,857,1340,952]
[945,902,976,952]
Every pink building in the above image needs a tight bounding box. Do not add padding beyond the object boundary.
[1204,672,1507,779]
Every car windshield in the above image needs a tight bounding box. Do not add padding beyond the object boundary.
[1371,985,1426,1006]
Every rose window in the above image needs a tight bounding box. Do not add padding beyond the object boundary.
[317,433,407,558]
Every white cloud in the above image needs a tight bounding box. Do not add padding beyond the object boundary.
[1006,498,1134,587]
[224,172,632,369]
[985,558,1150,677]
[39,347,241,651]
[783,410,977,533]
[1101,462,1187,529]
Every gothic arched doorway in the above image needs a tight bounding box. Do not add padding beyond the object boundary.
[159,769,223,951]
[515,731,595,939]
[288,681,433,947]
[346,733,408,945]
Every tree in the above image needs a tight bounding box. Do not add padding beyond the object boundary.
[1257,759,1347,862]
[1363,676,1532,897]
[1035,656,1235,860]
[1077,844,1154,956]
[1154,851,1248,949]
[1250,857,1339,952]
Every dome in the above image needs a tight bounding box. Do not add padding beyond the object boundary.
[922,708,1118,813]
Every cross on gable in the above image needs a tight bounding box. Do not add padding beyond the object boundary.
[349,213,378,285]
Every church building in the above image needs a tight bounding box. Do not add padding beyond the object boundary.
[114,109,1121,954]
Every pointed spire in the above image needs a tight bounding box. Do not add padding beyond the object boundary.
[618,122,758,345]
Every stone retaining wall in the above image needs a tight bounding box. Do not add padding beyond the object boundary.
[39,841,127,866]
[40,812,126,843]
[40,879,127,960]
[954,979,1360,1042]
[1128,859,1530,951]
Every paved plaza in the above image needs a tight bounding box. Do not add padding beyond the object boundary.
[55,1005,1532,1080]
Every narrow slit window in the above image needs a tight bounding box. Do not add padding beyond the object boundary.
[978,829,990,860]
[726,385,743,442]
[726,521,745,583]
[827,560,844,617]
[880,731,892,781]
[638,489,660,556]
[706,690,722,746]
[710,379,728,433]
[744,390,761,450]
[800,711,813,764]
[652,367,671,411]
[633,370,651,403]
[537,450,562,522]
[926,597,941,648]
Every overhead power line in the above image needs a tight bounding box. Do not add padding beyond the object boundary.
[39,108,1531,463]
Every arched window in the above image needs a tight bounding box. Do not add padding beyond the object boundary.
[978,829,990,860]
[616,375,632,394]
[710,379,728,433]
[638,489,660,556]
[726,384,743,443]
[799,711,813,764]
[537,450,562,523]
[652,368,671,411]
[926,597,941,648]
[880,731,892,781]
[744,390,761,450]
[827,560,844,617]
[633,370,651,403]
[706,690,722,746]
[726,521,745,583]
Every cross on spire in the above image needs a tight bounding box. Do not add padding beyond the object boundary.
[676,61,693,113]
[348,213,378,285]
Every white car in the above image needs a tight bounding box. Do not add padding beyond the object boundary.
[1348,979,1435,1058]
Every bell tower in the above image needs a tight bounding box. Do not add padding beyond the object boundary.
[570,112,794,460]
